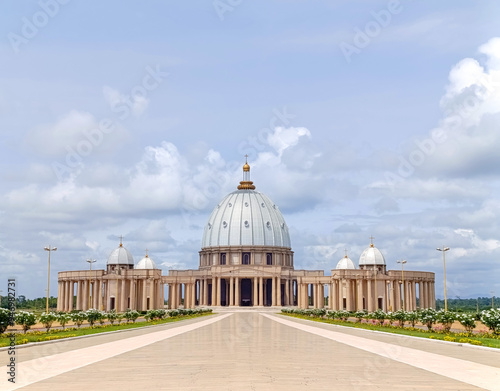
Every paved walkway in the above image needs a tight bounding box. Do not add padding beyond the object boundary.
[1,310,500,390]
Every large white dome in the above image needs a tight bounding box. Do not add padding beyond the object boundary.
[107,244,134,266]
[359,244,386,266]
[202,190,291,248]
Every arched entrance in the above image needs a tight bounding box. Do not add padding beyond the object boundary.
[240,278,252,306]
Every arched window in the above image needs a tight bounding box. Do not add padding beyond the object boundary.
[242,252,251,265]
[266,253,272,265]
[220,253,226,265]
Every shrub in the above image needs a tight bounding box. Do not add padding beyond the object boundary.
[57,313,71,329]
[354,310,367,323]
[456,313,476,334]
[106,310,119,325]
[15,311,37,333]
[39,312,59,331]
[419,308,438,331]
[370,309,387,325]
[124,309,140,323]
[406,311,419,328]
[86,309,103,327]
[480,308,500,334]
[390,310,408,327]
[437,310,457,333]
[70,311,87,328]
[0,308,10,334]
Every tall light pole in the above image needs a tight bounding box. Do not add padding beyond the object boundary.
[436,247,450,311]
[86,259,96,309]
[397,260,407,311]
[44,246,57,313]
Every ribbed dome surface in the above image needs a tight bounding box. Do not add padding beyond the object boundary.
[107,245,134,266]
[136,256,158,269]
[202,190,291,248]
[336,256,356,270]
[359,246,386,266]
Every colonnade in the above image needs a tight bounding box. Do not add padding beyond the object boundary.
[57,277,165,312]
[296,278,435,311]
[167,276,298,308]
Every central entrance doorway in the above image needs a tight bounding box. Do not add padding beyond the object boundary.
[240,278,252,306]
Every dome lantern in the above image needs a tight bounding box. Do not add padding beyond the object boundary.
[237,155,256,190]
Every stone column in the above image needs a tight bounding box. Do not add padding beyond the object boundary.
[97,280,103,311]
[216,277,221,306]
[121,278,127,311]
[277,277,282,307]
[130,280,136,310]
[172,283,177,309]
[235,277,240,306]
[211,278,216,306]
[338,280,343,310]
[356,279,363,311]
[395,281,401,311]
[253,277,258,306]
[184,283,188,308]
[319,284,324,308]
[142,280,148,310]
[259,277,263,307]
[203,278,208,306]
[284,279,289,306]
[57,281,63,311]
[229,277,234,306]
[411,281,417,311]
[344,280,351,311]
[367,279,373,312]
[271,277,276,306]
[329,282,334,310]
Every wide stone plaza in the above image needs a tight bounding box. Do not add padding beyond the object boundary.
[2,308,499,390]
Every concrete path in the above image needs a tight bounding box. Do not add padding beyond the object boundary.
[1,310,500,390]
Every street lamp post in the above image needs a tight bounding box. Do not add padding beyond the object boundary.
[397,260,407,311]
[436,247,450,311]
[44,246,57,313]
[86,259,96,309]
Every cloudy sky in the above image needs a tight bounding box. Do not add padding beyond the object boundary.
[1,1,500,300]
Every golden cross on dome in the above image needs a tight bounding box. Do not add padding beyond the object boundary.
[145,248,149,257]
[369,235,375,247]
[119,235,124,246]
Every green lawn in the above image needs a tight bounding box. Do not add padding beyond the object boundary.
[0,313,214,347]
[280,313,500,349]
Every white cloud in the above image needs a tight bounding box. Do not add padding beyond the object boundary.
[103,85,149,118]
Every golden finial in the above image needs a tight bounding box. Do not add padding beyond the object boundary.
[344,249,348,258]
[243,154,250,172]
[369,235,374,247]
[145,248,149,258]
[238,155,255,190]
[119,235,124,247]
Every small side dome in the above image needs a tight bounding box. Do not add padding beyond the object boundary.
[136,253,158,270]
[359,243,386,266]
[336,255,356,270]
[107,241,134,266]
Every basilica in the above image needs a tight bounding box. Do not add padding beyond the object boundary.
[57,161,435,312]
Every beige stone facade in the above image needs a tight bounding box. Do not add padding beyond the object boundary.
[57,162,435,312]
